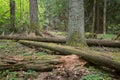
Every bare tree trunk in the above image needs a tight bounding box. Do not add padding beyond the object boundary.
[96,0,100,33]
[29,0,38,24]
[29,0,39,34]
[10,0,16,32]
[103,0,107,34]
[67,0,86,47]
[91,0,96,36]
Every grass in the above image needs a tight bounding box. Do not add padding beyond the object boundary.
[0,70,38,80]
[80,67,111,80]
[97,34,116,40]
[80,67,112,80]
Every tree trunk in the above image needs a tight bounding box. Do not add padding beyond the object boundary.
[67,0,86,47]
[29,0,38,27]
[96,0,100,33]
[19,40,120,71]
[29,0,41,36]
[103,0,107,34]
[91,0,96,34]
[0,35,120,47]
[95,0,102,33]
[92,0,103,34]
[10,0,16,32]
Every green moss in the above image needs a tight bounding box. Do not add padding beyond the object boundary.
[30,23,39,29]
[85,32,97,39]
[67,31,87,47]
[112,52,120,63]
[97,34,116,40]
[30,23,43,31]
[80,67,111,80]
[24,54,61,60]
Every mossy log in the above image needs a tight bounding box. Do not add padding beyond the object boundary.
[0,57,62,71]
[86,39,120,47]
[19,40,120,71]
[0,35,65,43]
[0,35,120,47]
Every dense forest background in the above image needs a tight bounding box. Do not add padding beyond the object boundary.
[0,0,120,34]
[0,0,67,34]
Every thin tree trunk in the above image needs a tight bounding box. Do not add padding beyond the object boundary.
[103,0,107,34]
[10,0,16,32]
[91,0,96,34]
[96,0,100,33]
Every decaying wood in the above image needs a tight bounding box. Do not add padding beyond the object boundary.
[86,39,120,47]
[19,40,120,71]
[0,56,62,71]
[0,35,120,47]
[0,35,65,43]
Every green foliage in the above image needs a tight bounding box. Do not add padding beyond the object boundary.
[0,0,10,24]
[0,0,67,33]
[80,67,111,80]
[108,25,120,34]
[80,74,103,80]
[24,70,38,79]
[0,45,7,49]
[0,0,120,33]
[85,32,97,39]
[0,70,38,80]
[97,34,116,40]
[36,52,47,56]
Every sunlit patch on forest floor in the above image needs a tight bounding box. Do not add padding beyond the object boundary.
[0,40,120,80]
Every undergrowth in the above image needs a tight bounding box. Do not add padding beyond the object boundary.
[0,70,38,80]
[80,67,111,80]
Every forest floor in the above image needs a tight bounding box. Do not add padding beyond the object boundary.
[0,40,120,80]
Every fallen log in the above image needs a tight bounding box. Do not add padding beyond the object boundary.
[86,39,120,47]
[19,40,120,71]
[0,57,62,71]
[0,35,65,43]
[0,35,120,47]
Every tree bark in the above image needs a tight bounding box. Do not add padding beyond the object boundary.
[18,40,120,71]
[103,0,107,34]
[10,0,16,32]
[29,0,42,36]
[29,0,38,27]
[0,35,120,47]
[96,0,100,33]
[91,0,96,34]
[67,0,86,47]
